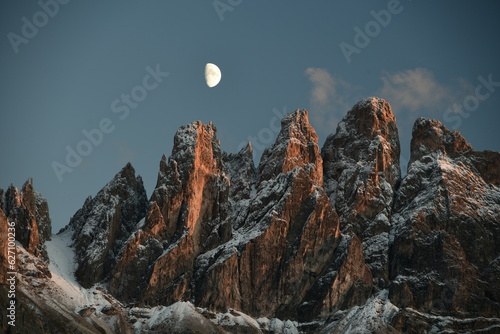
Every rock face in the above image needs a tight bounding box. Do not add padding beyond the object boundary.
[142,121,233,305]
[0,179,52,260]
[194,110,363,320]
[0,182,96,333]
[65,163,148,288]
[70,104,499,332]
[110,121,232,303]
[223,142,256,229]
[389,118,500,319]
[298,234,373,321]
[109,110,372,321]
[322,97,401,288]
[0,244,110,334]
[0,208,9,282]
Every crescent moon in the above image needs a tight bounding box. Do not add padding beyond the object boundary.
[205,63,222,88]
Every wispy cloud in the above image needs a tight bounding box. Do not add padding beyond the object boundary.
[305,66,471,136]
[305,67,336,107]
[378,68,453,113]
[304,67,357,132]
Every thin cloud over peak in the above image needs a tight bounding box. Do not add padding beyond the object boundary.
[304,67,358,132]
[305,67,336,107]
[378,68,453,113]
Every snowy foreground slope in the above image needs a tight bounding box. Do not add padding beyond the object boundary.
[1,97,500,333]
[12,234,500,334]
[18,232,302,333]
[9,234,395,333]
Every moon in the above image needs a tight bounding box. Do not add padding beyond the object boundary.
[205,63,222,88]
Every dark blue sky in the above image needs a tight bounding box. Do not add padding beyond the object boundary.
[1,1,499,231]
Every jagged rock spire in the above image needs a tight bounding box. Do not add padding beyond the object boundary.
[259,109,323,185]
[66,162,148,288]
[322,97,401,288]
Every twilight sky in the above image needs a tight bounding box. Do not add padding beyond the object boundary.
[1,1,499,232]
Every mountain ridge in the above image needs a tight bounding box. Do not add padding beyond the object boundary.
[1,97,499,333]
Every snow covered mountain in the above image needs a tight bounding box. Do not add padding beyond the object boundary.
[1,97,499,333]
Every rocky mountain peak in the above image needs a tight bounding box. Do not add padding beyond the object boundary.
[348,97,397,138]
[111,120,232,304]
[0,180,51,261]
[120,161,138,180]
[151,120,223,207]
[408,117,500,185]
[259,109,323,185]
[389,117,500,324]
[171,120,221,176]
[323,97,400,190]
[150,119,229,242]
[3,184,20,216]
[66,162,148,288]
[237,141,253,160]
[410,117,473,164]
[322,97,400,289]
